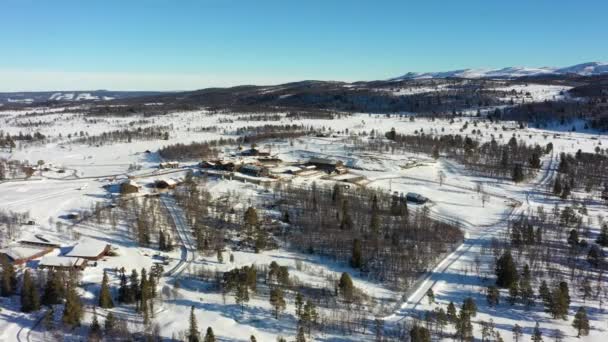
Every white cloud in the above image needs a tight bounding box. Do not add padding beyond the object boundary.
[0,69,314,92]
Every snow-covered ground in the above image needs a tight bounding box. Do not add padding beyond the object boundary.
[0,105,607,341]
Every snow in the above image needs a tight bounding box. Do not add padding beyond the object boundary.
[38,255,86,268]
[0,244,50,261]
[0,104,607,341]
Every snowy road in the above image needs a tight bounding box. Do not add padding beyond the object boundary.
[385,153,556,322]
[160,193,196,278]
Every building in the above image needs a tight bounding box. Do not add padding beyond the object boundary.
[65,239,111,260]
[19,235,61,249]
[240,148,270,157]
[155,178,178,189]
[257,156,282,166]
[307,157,345,173]
[159,162,179,169]
[406,192,428,204]
[120,179,141,194]
[39,256,87,271]
[239,164,270,177]
[0,244,55,265]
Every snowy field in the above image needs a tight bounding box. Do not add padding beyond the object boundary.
[0,100,607,341]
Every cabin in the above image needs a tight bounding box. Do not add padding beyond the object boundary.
[307,157,344,174]
[155,178,178,189]
[19,235,61,249]
[406,192,428,204]
[65,239,111,260]
[120,179,141,194]
[257,156,282,166]
[239,164,270,177]
[240,148,270,157]
[0,244,55,265]
[39,256,88,271]
[159,162,179,169]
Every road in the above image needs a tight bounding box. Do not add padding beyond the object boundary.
[385,153,556,321]
[160,193,196,278]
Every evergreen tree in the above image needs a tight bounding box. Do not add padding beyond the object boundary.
[410,324,431,342]
[89,308,102,341]
[351,238,362,269]
[269,287,286,319]
[129,269,140,304]
[597,225,608,247]
[486,286,500,307]
[553,177,562,195]
[561,184,571,199]
[62,281,83,327]
[42,269,65,306]
[338,272,354,302]
[339,200,354,230]
[250,335,257,342]
[117,268,129,303]
[235,282,249,312]
[370,194,380,237]
[99,271,114,308]
[512,324,523,342]
[512,164,524,182]
[426,288,435,304]
[446,301,457,322]
[531,322,543,342]
[296,327,306,342]
[295,292,304,319]
[508,282,519,305]
[519,264,534,306]
[204,327,216,342]
[495,250,519,288]
[187,306,200,342]
[572,307,590,337]
[462,297,477,317]
[0,256,17,297]
[104,311,117,336]
[567,229,579,246]
[20,270,40,312]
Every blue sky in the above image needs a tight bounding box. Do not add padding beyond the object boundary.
[1,0,607,91]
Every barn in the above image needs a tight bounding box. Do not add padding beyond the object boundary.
[155,178,178,189]
[0,244,55,265]
[239,164,270,177]
[65,239,111,260]
[39,256,88,271]
[307,157,345,174]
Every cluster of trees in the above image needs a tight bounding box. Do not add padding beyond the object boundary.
[274,183,463,288]
[381,131,547,181]
[0,130,45,149]
[116,267,158,325]
[69,125,172,146]
[0,209,30,243]
[553,150,608,196]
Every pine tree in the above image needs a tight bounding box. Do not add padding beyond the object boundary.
[117,268,128,303]
[295,292,304,319]
[597,225,608,247]
[531,322,543,342]
[462,297,477,317]
[553,177,562,195]
[486,286,500,307]
[204,327,216,342]
[99,270,114,308]
[0,256,17,297]
[250,335,257,342]
[508,282,519,305]
[410,324,431,342]
[296,327,306,342]
[339,200,353,230]
[561,183,571,199]
[370,194,380,237]
[235,282,249,312]
[572,307,590,337]
[159,230,166,251]
[104,311,117,336]
[20,270,40,312]
[446,301,457,322]
[129,269,139,304]
[338,272,354,302]
[42,269,65,306]
[512,324,523,342]
[495,250,518,288]
[426,288,435,304]
[89,308,102,341]
[512,164,524,182]
[351,238,362,269]
[519,264,534,306]
[62,281,83,327]
[187,306,200,342]
[269,287,286,319]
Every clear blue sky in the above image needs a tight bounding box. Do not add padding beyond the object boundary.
[1,0,607,91]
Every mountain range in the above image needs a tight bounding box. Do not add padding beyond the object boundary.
[391,62,608,80]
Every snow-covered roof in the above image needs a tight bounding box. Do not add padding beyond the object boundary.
[65,239,109,258]
[121,179,141,187]
[0,244,50,261]
[39,256,86,268]
[19,234,62,247]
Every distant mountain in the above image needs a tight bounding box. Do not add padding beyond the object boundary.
[391,62,608,80]
[0,90,167,106]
